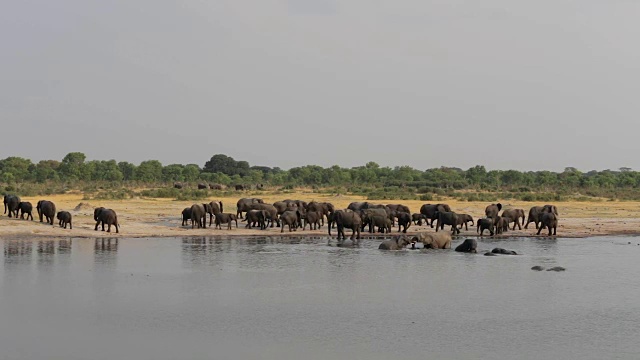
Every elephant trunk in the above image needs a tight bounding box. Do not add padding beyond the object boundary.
[219,202,223,213]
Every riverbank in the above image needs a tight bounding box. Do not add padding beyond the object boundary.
[2,193,640,239]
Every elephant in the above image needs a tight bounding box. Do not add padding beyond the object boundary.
[280,210,302,232]
[537,212,558,236]
[455,239,477,253]
[378,235,413,250]
[17,202,33,220]
[174,182,183,189]
[236,198,264,218]
[491,248,518,255]
[302,211,323,230]
[235,184,245,191]
[435,211,461,234]
[370,215,392,233]
[248,203,279,227]
[36,200,56,225]
[307,201,335,226]
[455,214,474,231]
[256,183,264,190]
[283,199,308,210]
[189,203,208,229]
[385,204,411,215]
[495,216,509,234]
[485,203,502,219]
[411,232,452,249]
[214,213,238,230]
[347,201,370,211]
[245,210,268,230]
[210,184,224,190]
[477,218,496,236]
[4,195,21,218]
[502,209,525,230]
[94,207,119,233]
[57,211,72,229]
[393,211,412,233]
[197,183,208,190]
[412,213,428,225]
[419,203,452,228]
[330,210,362,243]
[525,205,559,230]
[181,207,192,226]
[273,201,298,216]
[360,208,389,233]
[206,201,224,226]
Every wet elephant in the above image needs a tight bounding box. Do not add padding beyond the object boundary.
[330,210,362,244]
[379,235,413,250]
[455,239,477,253]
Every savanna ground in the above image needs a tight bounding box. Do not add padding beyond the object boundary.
[2,190,640,239]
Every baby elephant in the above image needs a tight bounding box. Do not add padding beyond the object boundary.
[18,202,33,221]
[57,211,72,229]
[454,239,477,253]
[378,235,413,250]
[214,213,238,230]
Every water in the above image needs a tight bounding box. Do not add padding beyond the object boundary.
[1,235,639,360]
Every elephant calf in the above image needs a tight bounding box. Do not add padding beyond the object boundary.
[455,239,477,253]
[302,211,323,230]
[393,211,412,233]
[57,211,72,229]
[181,207,192,226]
[537,212,558,236]
[477,218,495,236]
[412,213,427,226]
[214,213,238,230]
[379,236,413,250]
[18,202,33,221]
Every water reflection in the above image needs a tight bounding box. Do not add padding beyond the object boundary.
[4,241,33,265]
[94,238,118,265]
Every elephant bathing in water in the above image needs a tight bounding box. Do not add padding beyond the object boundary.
[455,239,477,253]
[411,232,452,249]
[378,235,413,250]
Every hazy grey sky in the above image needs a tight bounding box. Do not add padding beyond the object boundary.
[2,0,639,171]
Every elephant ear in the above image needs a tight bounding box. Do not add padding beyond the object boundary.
[497,203,502,211]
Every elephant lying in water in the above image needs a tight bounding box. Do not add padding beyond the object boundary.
[455,239,477,253]
[378,236,413,250]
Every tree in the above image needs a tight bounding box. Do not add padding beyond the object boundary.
[59,152,87,180]
[135,160,163,182]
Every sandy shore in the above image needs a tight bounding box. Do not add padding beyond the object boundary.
[2,192,640,239]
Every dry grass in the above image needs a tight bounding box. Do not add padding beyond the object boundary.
[1,191,639,239]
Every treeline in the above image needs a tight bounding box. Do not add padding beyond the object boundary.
[2,152,640,200]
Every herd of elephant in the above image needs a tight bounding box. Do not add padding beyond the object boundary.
[181,198,560,244]
[3,195,120,233]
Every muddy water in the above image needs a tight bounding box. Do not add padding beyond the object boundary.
[1,236,639,360]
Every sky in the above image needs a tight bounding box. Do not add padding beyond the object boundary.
[2,0,639,172]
